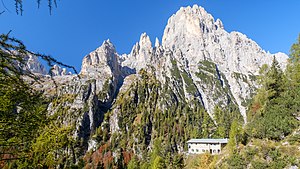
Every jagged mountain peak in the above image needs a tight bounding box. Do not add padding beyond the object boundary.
[215,18,224,30]
[177,4,215,22]
[80,39,119,76]
[25,54,47,75]
[120,32,158,72]
[163,5,221,47]
[95,39,116,53]
[50,64,72,76]
[139,32,152,49]
[161,5,288,72]
[155,37,160,48]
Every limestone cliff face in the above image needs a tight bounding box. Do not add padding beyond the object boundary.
[42,40,125,155]
[38,5,288,158]
[120,5,288,122]
[80,40,122,100]
[159,5,287,121]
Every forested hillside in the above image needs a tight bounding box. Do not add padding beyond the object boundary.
[187,35,300,169]
[1,4,299,169]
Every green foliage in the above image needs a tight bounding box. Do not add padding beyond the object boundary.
[186,153,214,169]
[0,33,77,167]
[0,34,44,164]
[169,59,185,99]
[225,48,300,167]
[150,139,163,164]
[140,162,150,169]
[285,34,300,120]
[215,48,300,168]
[246,56,298,140]
[251,160,268,169]
[196,60,239,112]
[29,124,75,168]
[91,69,218,168]
[151,156,165,169]
[265,57,284,100]
[248,73,257,82]
[195,60,217,84]
[201,111,215,138]
[127,156,139,169]
[213,105,243,138]
[228,119,243,154]
[216,138,300,169]
[226,153,246,169]
[98,77,114,101]
[247,98,297,140]
[0,76,47,162]
[170,154,184,169]
[287,133,300,145]
[232,72,248,83]
[290,34,300,63]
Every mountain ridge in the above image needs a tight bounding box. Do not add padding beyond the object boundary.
[81,4,287,122]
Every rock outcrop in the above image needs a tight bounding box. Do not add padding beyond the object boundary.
[24,54,47,75]
[50,64,72,76]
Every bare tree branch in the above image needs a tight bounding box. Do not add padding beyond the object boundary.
[1,0,10,13]
[0,11,4,15]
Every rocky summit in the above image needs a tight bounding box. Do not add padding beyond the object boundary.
[28,4,288,166]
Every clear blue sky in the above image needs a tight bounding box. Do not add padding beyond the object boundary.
[1,0,300,71]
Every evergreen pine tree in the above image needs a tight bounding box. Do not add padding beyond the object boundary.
[228,119,242,154]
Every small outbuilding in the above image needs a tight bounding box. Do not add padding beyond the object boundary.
[187,138,228,155]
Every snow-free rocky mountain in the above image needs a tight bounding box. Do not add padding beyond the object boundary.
[30,4,288,161]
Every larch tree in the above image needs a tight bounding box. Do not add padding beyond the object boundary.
[0,1,77,167]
